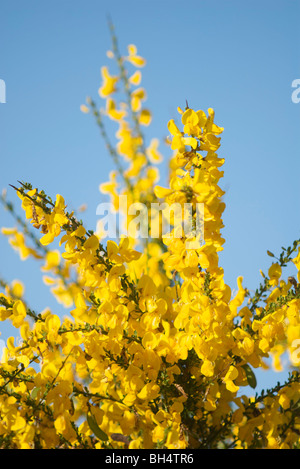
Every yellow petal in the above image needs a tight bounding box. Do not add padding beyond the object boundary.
[107,240,119,258]
[225,380,239,393]
[201,360,214,377]
[46,314,61,332]
[84,235,99,251]
[127,55,146,67]
[182,136,198,149]
[182,108,199,126]
[139,109,152,126]
[146,138,163,163]
[40,232,56,246]
[224,365,239,381]
[128,44,137,55]
[168,119,181,136]
[142,331,157,349]
[11,280,25,298]
[11,415,26,432]
[129,70,142,85]
[55,194,66,211]
[154,186,173,199]
[13,300,26,319]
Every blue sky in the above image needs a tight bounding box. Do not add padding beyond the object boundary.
[0,0,299,393]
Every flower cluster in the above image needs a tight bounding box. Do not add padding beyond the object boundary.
[0,27,300,449]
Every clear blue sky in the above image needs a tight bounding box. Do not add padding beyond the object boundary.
[0,0,299,393]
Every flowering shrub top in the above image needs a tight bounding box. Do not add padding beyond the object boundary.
[0,25,300,449]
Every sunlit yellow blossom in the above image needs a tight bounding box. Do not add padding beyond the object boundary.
[126,44,146,67]
[129,70,142,86]
[99,66,118,98]
[139,109,152,126]
[106,98,127,121]
[145,138,162,164]
[268,263,282,287]
[131,87,146,112]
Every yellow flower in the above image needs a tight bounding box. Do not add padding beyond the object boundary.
[137,381,160,400]
[139,109,152,126]
[45,314,62,345]
[2,228,41,260]
[99,171,119,210]
[12,300,27,328]
[106,98,127,121]
[42,250,61,271]
[167,118,198,152]
[201,360,214,377]
[181,108,203,136]
[126,44,146,67]
[131,87,146,112]
[10,280,25,298]
[223,366,239,393]
[98,66,118,98]
[268,263,282,286]
[279,393,290,410]
[129,70,142,86]
[146,138,163,163]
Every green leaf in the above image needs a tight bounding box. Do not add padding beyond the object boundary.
[267,250,275,257]
[87,413,108,441]
[242,364,257,389]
